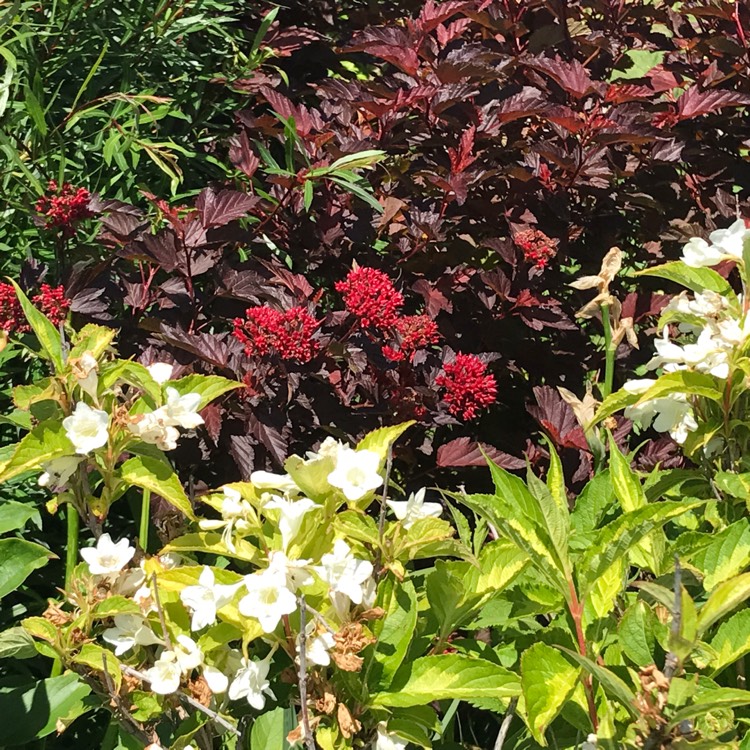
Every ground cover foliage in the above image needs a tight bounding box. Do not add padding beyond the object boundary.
[2,0,750,748]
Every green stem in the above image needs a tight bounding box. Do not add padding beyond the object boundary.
[65,503,79,590]
[601,302,615,398]
[139,488,151,552]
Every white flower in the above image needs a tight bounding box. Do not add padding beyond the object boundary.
[180,566,241,631]
[582,734,598,750]
[267,550,314,589]
[63,402,110,455]
[38,456,80,492]
[164,387,204,429]
[709,219,749,259]
[327,447,383,501]
[682,220,750,267]
[228,655,275,710]
[198,486,253,553]
[70,352,99,398]
[128,409,180,451]
[297,620,335,667]
[264,495,319,550]
[373,723,408,750]
[386,488,442,529]
[315,539,373,605]
[239,567,297,632]
[250,470,299,494]
[80,533,135,576]
[203,664,229,694]
[145,650,182,695]
[624,391,697,444]
[174,634,203,672]
[102,614,161,656]
[306,436,345,462]
[147,362,174,385]
[682,236,724,268]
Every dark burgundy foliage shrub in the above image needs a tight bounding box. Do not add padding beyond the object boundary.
[37,0,750,492]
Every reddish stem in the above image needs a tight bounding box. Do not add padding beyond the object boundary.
[568,577,600,732]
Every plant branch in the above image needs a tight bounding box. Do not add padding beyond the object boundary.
[101,653,151,744]
[601,302,615,398]
[150,572,174,651]
[375,447,394,572]
[663,556,682,680]
[297,594,316,750]
[493,697,518,750]
[119,664,240,737]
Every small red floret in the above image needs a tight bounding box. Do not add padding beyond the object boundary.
[436,353,497,420]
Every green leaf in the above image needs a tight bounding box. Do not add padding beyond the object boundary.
[0,420,75,482]
[709,610,750,675]
[370,577,418,688]
[372,655,520,707]
[592,389,640,426]
[99,361,162,404]
[634,371,724,404]
[0,539,54,599]
[579,501,701,596]
[0,673,91,745]
[119,456,196,521]
[72,643,122,689]
[697,572,750,636]
[459,493,565,595]
[555,647,638,718]
[668,688,750,729]
[162,532,262,564]
[522,642,579,745]
[426,562,465,641]
[609,439,665,573]
[636,261,735,297]
[8,280,63,372]
[692,520,750,591]
[0,500,39,534]
[69,324,116,360]
[618,601,656,667]
[356,421,414,461]
[571,470,615,535]
[250,706,288,750]
[0,627,37,660]
[92,596,142,619]
[169,374,242,410]
[714,472,750,507]
[610,49,666,80]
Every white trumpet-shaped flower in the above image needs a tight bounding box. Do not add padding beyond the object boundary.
[297,620,335,667]
[327,447,383,502]
[102,614,162,655]
[80,533,135,576]
[315,539,373,605]
[38,456,81,492]
[386,488,442,529]
[147,362,174,385]
[228,654,275,710]
[174,634,203,672]
[250,470,299,494]
[164,387,204,429]
[264,495,319,550]
[63,402,110,455]
[70,352,99,398]
[146,651,182,695]
[267,550,314,590]
[373,723,408,750]
[198,486,253,553]
[238,567,297,633]
[179,566,241,631]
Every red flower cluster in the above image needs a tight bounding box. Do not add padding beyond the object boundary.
[382,314,440,362]
[0,283,27,334]
[35,180,92,237]
[232,306,320,363]
[35,284,71,326]
[436,353,497,421]
[514,228,558,270]
[335,267,404,329]
[0,283,70,333]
